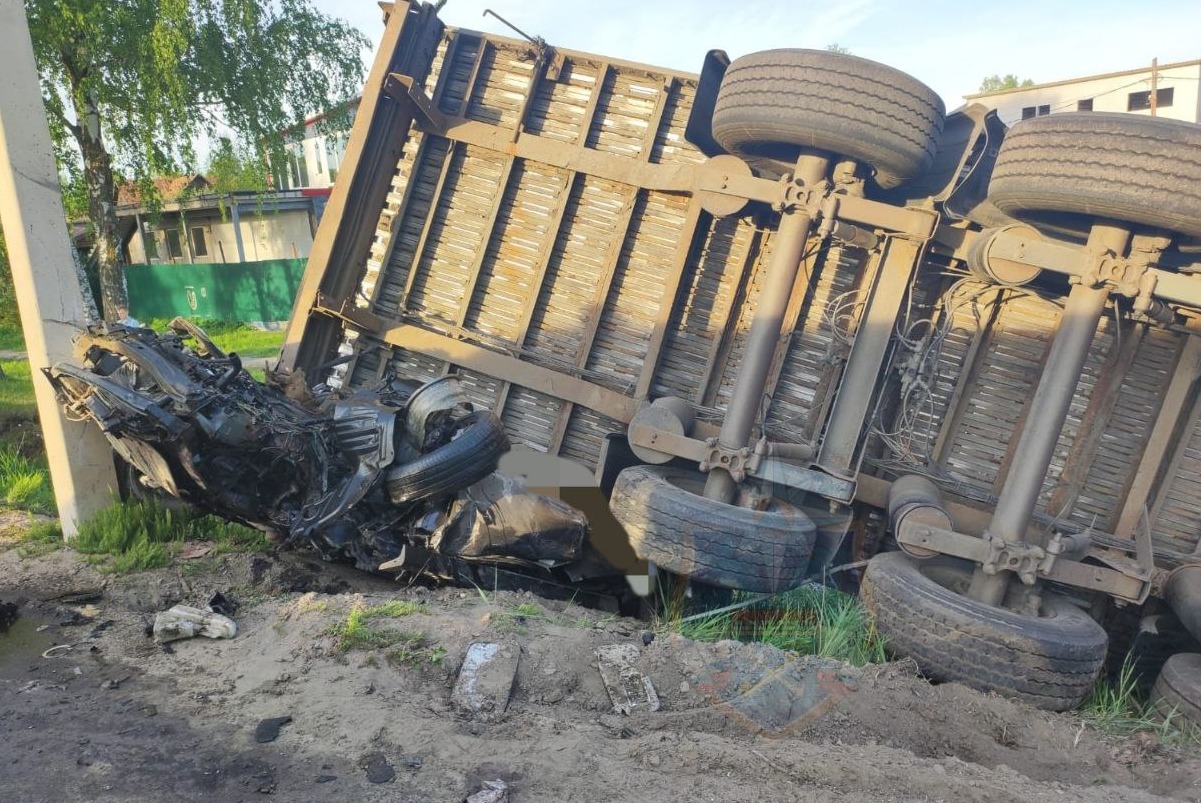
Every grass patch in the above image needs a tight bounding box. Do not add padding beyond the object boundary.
[660,584,887,667]
[148,319,284,360]
[386,632,447,667]
[0,325,25,352]
[1081,658,1201,746]
[361,600,425,619]
[0,444,55,515]
[72,498,269,573]
[329,603,398,652]
[16,519,63,558]
[330,599,436,658]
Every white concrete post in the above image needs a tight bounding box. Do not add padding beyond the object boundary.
[0,0,117,535]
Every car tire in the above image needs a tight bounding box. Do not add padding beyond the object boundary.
[609,465,816,593]
[861,551,1108,711]
[710,48,945,188]
[1150,652,1201,729]
[383,410,509,504]
[988,112,1201,241]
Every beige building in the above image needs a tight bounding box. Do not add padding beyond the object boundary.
[118,176,328,265]
[273,100,357,191]
[966,59,1201,126]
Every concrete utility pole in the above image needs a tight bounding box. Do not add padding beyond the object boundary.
[0,0,117,535]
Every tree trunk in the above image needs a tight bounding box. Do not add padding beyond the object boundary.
[74,91,125,319]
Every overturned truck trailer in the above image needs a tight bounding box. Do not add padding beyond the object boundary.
[281,2,1201,711]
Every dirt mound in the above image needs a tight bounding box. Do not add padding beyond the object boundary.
[2,543,1200,802]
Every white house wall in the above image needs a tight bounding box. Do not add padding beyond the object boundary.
[130,207,315,265]
[969,62,1201,125]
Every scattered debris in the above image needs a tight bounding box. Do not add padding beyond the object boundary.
[151,604,237,643]
[691,648,856,736]
[254,715,293,743]
[465,779,509,803]
[205,591,238,617]
[359,752,395,784]
[451,642,520,722]
[595,644,659,714]
[400,754,423,770]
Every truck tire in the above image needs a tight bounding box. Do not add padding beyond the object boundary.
[384,411,509,504]
[609,465,816,593]
[710,49,945,188]
[1150,652,1201,729]
[861,551,1107,711]
[989,112,1201,241]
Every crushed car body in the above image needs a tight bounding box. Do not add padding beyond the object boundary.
[45,318,632,610]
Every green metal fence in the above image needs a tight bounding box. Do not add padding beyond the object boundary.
[124,258,305,323]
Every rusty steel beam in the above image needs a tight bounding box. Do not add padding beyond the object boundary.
[546,70,674,450]
[695,225,762,408]
[633,197,704,400]
[282,2,442,375]
[817,236,924,476]
[1113,327,1201,537]
[415,114,936,239]
[971,223,1127,606]
[1045,319,1143,519]
[931,286,1004,464]
[378,321,640,423]
[491,62,610,425]
[759,236,830,417]
[703,153,829,503]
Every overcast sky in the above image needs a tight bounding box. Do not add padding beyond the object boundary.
[311,0,1201,107]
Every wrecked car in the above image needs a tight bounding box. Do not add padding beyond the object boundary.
[46,318,633,610]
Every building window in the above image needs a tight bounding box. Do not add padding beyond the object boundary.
[1021,106,1036,120]
[1037,104,1050,116]
[1128,87,1174,111]
[143,228,158,260]
[165,229,183,259]
[1077,98,1094,111]
[191,227,208,257]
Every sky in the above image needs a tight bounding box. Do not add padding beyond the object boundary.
[311,0,1201,108]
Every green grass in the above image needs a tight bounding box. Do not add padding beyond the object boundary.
[329,599,436,658]
[15,520,63,558]
[386,632,447,667]
[0,360,38,415]
[147,318,285,360]
[0,444,55,514]
[660,584,887,667]
[360,600,426,619]
[1080,658,1201,746]
[0,325,25,352]
[72,497,270,573]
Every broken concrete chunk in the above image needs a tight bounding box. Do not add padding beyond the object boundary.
[596,643,660,714]
[451,642,519,722]
[152,604,236,643]
[466,779,509,803]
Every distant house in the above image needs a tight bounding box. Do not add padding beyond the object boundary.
[272,99,358,191]
[116,175,329,266]
[967,59,1201,126]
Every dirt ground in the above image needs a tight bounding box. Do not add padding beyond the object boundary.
[3,528,1201,803]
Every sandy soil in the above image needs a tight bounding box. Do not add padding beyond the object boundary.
[2,534,1200,803]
